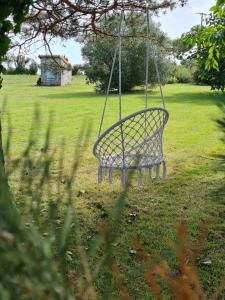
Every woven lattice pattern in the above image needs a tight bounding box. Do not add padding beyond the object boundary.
[93,107,169,170]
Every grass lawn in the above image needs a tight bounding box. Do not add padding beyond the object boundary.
[0,75,225,298]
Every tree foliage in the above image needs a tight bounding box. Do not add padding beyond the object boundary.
[10,0,186,62]
[82,14,171,92]
[21,0,186,38]
[182,0,225,91]
[0,0,32,87]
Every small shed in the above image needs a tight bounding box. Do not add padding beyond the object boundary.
[39,55,72,86]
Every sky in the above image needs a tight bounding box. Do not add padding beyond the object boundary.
[30,0,213,65]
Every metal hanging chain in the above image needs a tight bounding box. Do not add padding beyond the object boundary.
[146,7,166,109]
[98,11,124,137]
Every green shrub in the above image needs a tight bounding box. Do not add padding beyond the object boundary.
[192,68,214,86]
[72,65,85,76]
[3,68,17,75]
[28,62,38,75]
[176,65,193,83]
[36,77,42,86]
[167,76,178,84]
[72,65,79,76]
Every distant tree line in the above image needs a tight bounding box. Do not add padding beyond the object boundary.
[3,55,87,77]
[3,54,38,75]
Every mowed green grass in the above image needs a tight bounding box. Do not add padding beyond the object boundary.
[0,75,225,298]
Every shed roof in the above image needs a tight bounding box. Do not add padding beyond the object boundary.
[39,55,70,65]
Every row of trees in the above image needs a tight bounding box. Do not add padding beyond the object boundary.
[0,0,224,93]
[3,55,38,75]
[2,55,87,76]
[1,51,199,89]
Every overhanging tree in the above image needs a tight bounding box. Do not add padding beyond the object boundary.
[18,0,187,39]
[8,1,186,66]
[182,0,225,91]
[1,1,186,85]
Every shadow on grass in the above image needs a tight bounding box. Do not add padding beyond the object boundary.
[147,89,223,106]
[41,87,224,107]
[40,88,156,101]
[42,91,101,100]
[166,91,224,106]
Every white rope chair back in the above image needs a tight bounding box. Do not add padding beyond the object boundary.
[93,107,169,184]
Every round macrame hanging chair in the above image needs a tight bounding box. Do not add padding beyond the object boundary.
[93,8,169,185]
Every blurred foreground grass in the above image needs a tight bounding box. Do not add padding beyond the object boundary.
[0,75,224,298]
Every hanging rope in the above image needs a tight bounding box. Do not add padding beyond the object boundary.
[145,7,150,109]
[118,10,124,121]
[118,10,126,170]
[151,43,166,108]
[146,7,166,109]
[98,10,124,137]
[98,6,166,138]
[94,4,169,186]
[98,39,119,137]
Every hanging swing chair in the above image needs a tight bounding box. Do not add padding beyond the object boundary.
[93,7,169,185]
